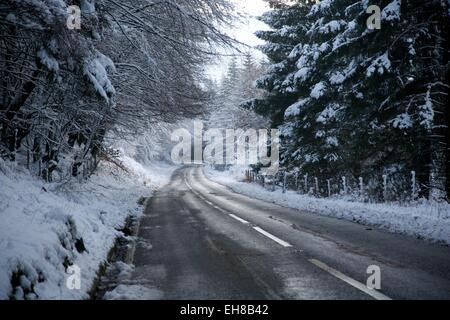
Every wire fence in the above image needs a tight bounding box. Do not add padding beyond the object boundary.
[244,169,421,204]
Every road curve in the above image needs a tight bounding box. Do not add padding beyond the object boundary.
[129,166,450,300]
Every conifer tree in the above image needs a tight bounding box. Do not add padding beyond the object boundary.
[251,0,449,200]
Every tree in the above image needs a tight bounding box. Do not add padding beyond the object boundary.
[207,55,268,131]
[0,0,239,180]
[251,0,449,200]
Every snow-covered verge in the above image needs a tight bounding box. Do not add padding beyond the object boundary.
[0,158,175,300]
[205,167,450,245]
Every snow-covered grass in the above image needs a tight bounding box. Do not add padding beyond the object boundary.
[0,157,175,300]
[103,284,163,300]
[205,166,450,245]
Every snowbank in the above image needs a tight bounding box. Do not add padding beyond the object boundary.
[205,167,450,245]
[0,158,175,300]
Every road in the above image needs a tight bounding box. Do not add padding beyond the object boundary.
[129,166,450,300]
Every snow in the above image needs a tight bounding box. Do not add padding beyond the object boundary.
[0,156,175,299]
[296,54,309,70]
[366,52,391,77]
[284,98,310,118]
[329,60,356,85]
[391,113,412,129]
[294,67,311,83]
[382,0,401,22]
[84,51,116,102]
[103,284,163,300]
[329,72,345,85]
[316,103,341,124]
[309,0,333,16]
[267,61,286,74]
[279,122,295,138]
[310,82,326,99]
[205,167,450,245]
[80,0,96,14]
[315,130,325,138]
[325,136,339,147]
[37,48,59,73]
[319,20,346,34]
[319,42,330,53]
[418,88,434,129]
[278,25,296,37]
[100,258,163,300]
[288,44,303,59]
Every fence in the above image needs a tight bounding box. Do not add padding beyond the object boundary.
[244,169,421,204]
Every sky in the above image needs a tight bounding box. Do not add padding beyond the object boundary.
[205,0,270,82]
[231,0,270,47]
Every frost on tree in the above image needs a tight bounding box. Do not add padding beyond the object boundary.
[250,0,450,201]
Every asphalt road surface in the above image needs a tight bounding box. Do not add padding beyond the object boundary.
[129,166,450,300]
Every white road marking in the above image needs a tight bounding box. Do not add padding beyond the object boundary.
[308,259,392,300]
[186,168,394,299]
[253,227,293,248]
[229,214,249,224]
[187,178,225,212]
[187,171,292,247]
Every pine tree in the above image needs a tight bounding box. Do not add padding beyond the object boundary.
[252,0,449,200]
[245,2,311,126]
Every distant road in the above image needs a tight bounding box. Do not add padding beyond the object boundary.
[132,166,450,299]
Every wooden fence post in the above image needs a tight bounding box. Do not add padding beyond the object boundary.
[383,174,388,201]
[327,179,331,198]
[359,177,364,198]
[411,171,417,200]
[342,176,347,194]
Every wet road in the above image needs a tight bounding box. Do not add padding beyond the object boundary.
[128,166,450,300]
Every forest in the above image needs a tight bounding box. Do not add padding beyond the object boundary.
[243,0,449,201]
[1,0,448,202]
[0,0,449,302]
[0,0,237,181]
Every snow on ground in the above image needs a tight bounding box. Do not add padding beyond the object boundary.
[103,284,163,300]
[205,166,450,245]
[0,157,175,300]
[99,261,163,300]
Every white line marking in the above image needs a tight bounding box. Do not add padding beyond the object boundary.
[187,170,293,249]
[308,259,392,300]
[253,227,292,248]
[185,175,228,213]
[187,168,392,299]
[229,214,249,224]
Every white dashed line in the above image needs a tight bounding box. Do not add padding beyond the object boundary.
[186,168,393,300]
[186,172,293,248]
[229,214,249,224]
[308,259,392,300]
[253,227,293,248]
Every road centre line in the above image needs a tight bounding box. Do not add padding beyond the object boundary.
[229,214,250,224]
[308,259,392,300]
[253,226,293,248]
[185,168,394,300]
